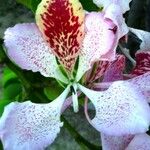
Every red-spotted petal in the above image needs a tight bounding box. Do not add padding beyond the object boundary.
[131,51,150,76]
[93,0,132,14]
[129,72,150,102]
[126,134,150,150]
[0,86,70,150]
[36,0,85,72]
[130,28,150,50]
[76,12,117,81]
[4,23,68,83]
[78,81,150,136]
[87,55,125,83]
[101,133,134,150]
[103,55,125,82]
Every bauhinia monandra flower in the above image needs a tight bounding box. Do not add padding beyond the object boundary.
[0,0,150,149]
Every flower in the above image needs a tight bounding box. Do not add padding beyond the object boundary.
[0,0,150,149]
[101,133,150,150]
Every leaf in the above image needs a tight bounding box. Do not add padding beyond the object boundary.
[2,67,18,88]
[79,0,100,11]
[3,83,22,99]
[44,81,64,100]
[31,0,41,12]
[16,0,41,12]
[16,0,32,9]
[0,100,10,116]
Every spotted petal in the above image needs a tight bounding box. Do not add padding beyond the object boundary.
[93,0,132,14]
[36,0,85,72]
[4,23,68,83]
[129,72,150,102]
[76,12,117,81]
[130,28,150,50]
[0,86,70,150]
[126,134,150,150]
[78,81,150,136]
[101,133,134,150]
[131,51,150,76]
[103,55,125,82]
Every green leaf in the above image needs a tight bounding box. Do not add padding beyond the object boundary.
[16,0,32,9]
[0,100,11,116]
[3,83,22,99]
[0,39,5,63]
[16,0,41,13]
[44,81,64,100]
[2,67,18,87]
[31,0,41,12]
[79,0,100,11]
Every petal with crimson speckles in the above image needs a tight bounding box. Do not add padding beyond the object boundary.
[103,55,125,82]
[0,86,70,150]
[130,28,150,50]
[101,133,134,150]
[76,12,117,81]
[4,23,68,83]
[131,51,150,76]
[93,0,132,14]
[126,134,150,150]
[78,81,150,136]
[129,72,150,102]
[87,55,125,83]
[36,0,85,72]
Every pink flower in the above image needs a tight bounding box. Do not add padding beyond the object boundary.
[0,0,150,149]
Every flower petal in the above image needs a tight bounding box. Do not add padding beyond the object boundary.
[4,23,68,83]
[93,0,132,14]
[87,54,125,83]
[76,12,117,81]
[126,134,150,150]
[103,55,125,82]
[131,51,150,76]
[36,0,85,72]
[0,86,70,150]
[101,133,134,150]
[129,28,150,50]
[129,72,150,102]
[104,4,129,39]
[78,81,150,136]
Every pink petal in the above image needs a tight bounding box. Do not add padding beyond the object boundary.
[130,28,150,50]
[4,23,68,83]
[88,61,111,83]
[101,133,134,150]
[104,4,129,39]
[131,51,150,76]
[126,134,150,150]
[76,12,117,81]
[103,55,125,82]
[87,54,125,83]
[36,0,85,72]
[129,72,150,102]
[78,81,150,136]
[93,0,132,14]
[0,86,70,150]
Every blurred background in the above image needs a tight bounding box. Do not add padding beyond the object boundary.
[0,0,149,149]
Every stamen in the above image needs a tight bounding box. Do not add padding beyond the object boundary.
[71,84,79,113]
